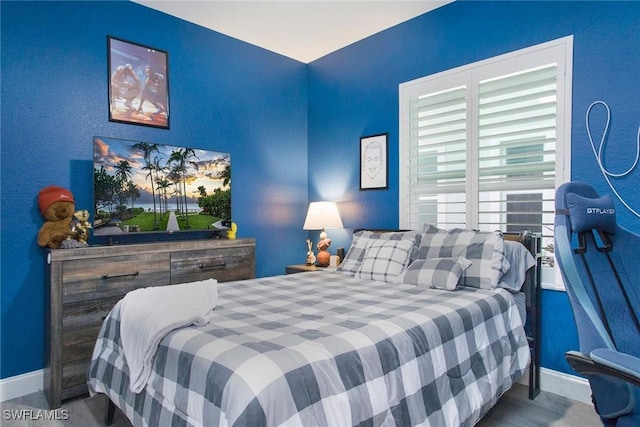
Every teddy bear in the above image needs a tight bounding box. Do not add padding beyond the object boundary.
[37,185,76,249]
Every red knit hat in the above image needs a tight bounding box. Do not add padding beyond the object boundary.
[38,185,75,215]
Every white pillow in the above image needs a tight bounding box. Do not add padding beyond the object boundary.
[394,257,472,290]
[355,238,414,283]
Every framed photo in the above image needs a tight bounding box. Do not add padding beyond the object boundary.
[360,133,388,190]
[108,36,170,129]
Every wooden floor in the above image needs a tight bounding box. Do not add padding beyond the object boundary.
[1,383,601,426]
[478,384,601,427]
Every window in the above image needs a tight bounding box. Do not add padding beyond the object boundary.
[399,37,572,290]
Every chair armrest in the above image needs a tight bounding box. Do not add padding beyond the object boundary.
[591,348,640,386]
[566,350,640,387]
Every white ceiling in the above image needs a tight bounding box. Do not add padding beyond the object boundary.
[133,1,453,63]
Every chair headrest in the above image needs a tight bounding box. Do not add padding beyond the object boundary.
[566,193,616,234]
[556,182,617,235]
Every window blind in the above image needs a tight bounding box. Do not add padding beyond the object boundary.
[400,37,571,238]
[477,64,558,232]
[402,68,559,232]
[405,86,467,229]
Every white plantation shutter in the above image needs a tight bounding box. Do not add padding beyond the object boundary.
[477,64,558,232]
[400,37,572,237]
[405,85,468,229]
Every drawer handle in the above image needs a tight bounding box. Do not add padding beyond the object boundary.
[199,262,226,271]
[101,272,140,280]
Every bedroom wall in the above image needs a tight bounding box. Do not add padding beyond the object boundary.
[0,1,308,380]
[2,0,637,391]
[307,0,640,376]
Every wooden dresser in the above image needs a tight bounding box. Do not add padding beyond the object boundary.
[44,238,255,409]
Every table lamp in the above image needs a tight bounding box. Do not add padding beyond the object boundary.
[303,201,343,266]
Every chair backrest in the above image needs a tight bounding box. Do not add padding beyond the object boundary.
[554,182,640,418]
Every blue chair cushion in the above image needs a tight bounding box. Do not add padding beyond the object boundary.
[566,193,617,234]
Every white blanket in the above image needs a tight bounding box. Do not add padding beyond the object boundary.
[119,279,218,393]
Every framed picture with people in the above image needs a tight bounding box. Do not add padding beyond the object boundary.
[360,133,388,190]
[108,36,170,129]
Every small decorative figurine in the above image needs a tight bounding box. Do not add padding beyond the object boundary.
[306,239,316,265]
[71,210,92,244]
[316,237,332,267]
[227,222,238,239]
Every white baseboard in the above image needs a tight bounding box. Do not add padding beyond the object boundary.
[541,367,593,404]
[518,366,593,404]
[0,370,43,403]
[2,367,592,405]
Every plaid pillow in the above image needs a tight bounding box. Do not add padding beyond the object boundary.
[418,225,509,289]
[337,231,374,274]
[337,230,421,275]
[375,230,422,263]
[394,257,472,290]
[355,238,414,283]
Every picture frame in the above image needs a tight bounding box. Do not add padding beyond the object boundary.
[108,36,170,129]
[360,133,388,190]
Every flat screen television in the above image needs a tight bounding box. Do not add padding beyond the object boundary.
[92,136,231,242]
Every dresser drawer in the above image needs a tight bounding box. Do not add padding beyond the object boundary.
[46,238,255,409]
[171,246,254,283]
[61,253,171,303]
[62,296,122,348]
[61,358,91,392]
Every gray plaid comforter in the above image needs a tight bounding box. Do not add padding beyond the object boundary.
[88,271,529,427]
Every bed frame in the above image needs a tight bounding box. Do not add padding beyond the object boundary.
[504,230,542,400]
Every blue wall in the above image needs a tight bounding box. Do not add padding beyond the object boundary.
[1,1,308,379]
[307,1,640,375]
[2,0,639,383]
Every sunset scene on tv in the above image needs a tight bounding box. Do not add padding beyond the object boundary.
[93,136,231,235]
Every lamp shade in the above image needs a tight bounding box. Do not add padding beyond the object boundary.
[303,202,343,230]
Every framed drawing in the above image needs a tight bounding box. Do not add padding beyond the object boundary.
[108,36,170,129]
[360,133,388,190]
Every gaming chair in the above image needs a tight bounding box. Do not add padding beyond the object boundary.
[554,181,640,426]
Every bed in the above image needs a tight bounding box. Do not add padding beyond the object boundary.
[88,227,540,426]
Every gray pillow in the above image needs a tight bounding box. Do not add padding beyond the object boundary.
[418,225,509,289]
[337,231,374,274]
[355,238,414,283]
[498,240,536,291]
[394,257,472,290]
[337,230,421,274]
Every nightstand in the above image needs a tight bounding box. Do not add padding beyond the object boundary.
[285,264,327,274]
